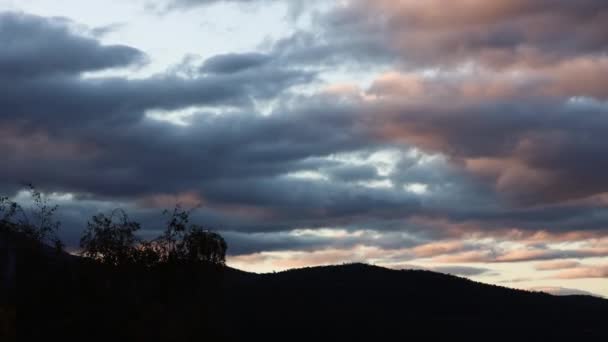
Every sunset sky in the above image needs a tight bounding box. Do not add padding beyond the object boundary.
[1,0,607,297]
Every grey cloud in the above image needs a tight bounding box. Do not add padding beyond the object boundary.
[221,228,424,256]
[371,99,608,204]
[324,164,379,183]
[3,5,608,259]
[431,266,492,277]
[163,0,314,18]
[0,12,145,78]
[170,0,276,7]
[529,286,603,297]
[0,65,313,131]
[200,53,273,74]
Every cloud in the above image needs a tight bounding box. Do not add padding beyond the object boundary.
[247,0,608,205]
[410,241,469,258]
[169,0,276,8]
[228,246,390,272]
[159,0,314,20]
[3,1,608,290]
[555,265,608,279]
[282,0,608,70]
[200,53,273,74]
[0,12,145,78]
[529,286,603,297]
[430,266,491,277]
[535,260,581,271]
[223,228,421,256]
[436,247,608,264]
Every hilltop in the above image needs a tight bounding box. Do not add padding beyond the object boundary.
[3,236,608,341]
[221,263,608,340]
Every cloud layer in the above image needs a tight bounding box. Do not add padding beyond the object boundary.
[2,1,608,291]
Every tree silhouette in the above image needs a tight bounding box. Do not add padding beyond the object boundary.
[1,185,63,251]
[79,205,227,268]
[80,209,140,267]
[156,205,227,265]
[182,228,227,265]
[0,196,17,225]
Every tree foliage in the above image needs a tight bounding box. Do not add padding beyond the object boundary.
[0,185,63,251]
[79,205,227,268]
[18,185,62,247]
[2,184,227,269]
[79,209,141,267]
[156,206,227,265]
[0,196,17,225]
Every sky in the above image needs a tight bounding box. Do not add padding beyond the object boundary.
[1,0,607,297]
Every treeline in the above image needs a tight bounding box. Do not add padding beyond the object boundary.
[1,186,229,340]
[1,185,227,268]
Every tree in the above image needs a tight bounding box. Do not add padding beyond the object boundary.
[80,209,140,267]
[1,185,63,251]
[79,205,227,268]
[157,206,227,266]
[0,196,17,229]
[19,185,63,250]
[182,228,227,265]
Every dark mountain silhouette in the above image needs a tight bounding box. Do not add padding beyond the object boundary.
[4,234,608,341]
[4,188,605,340]
[221,263,608,340]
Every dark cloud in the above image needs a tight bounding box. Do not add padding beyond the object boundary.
[0,11,424,239]
[223,229,421,256]
[366,96,608,204]
[431,266,491,277]
[324,164,379,183]
[0,12,145,78]
[200,53,272,74]
[2,0,608,280]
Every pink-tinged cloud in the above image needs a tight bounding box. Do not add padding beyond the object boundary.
[0,125,98,160]
[556,265,608,279]
[362,83,608,203]
[434,247,608,264]
[535,260,581,271]
[433,251,492,264]
[410,241,468,258]
[407,216,607,245]
[137,191,205,209]
[356,0,608,70]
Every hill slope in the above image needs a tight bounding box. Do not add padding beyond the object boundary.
[221,263,608,340]
[4,239,608,341]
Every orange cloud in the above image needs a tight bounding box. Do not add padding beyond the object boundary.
[410,241,468,258]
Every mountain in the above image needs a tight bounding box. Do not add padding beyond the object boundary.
[4,239,608,341]
[221,263,608,340]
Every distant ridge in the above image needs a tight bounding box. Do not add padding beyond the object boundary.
[5,241,608,341]
[221,262,608,340]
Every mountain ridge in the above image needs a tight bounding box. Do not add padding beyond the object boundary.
[5,238,608,341]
